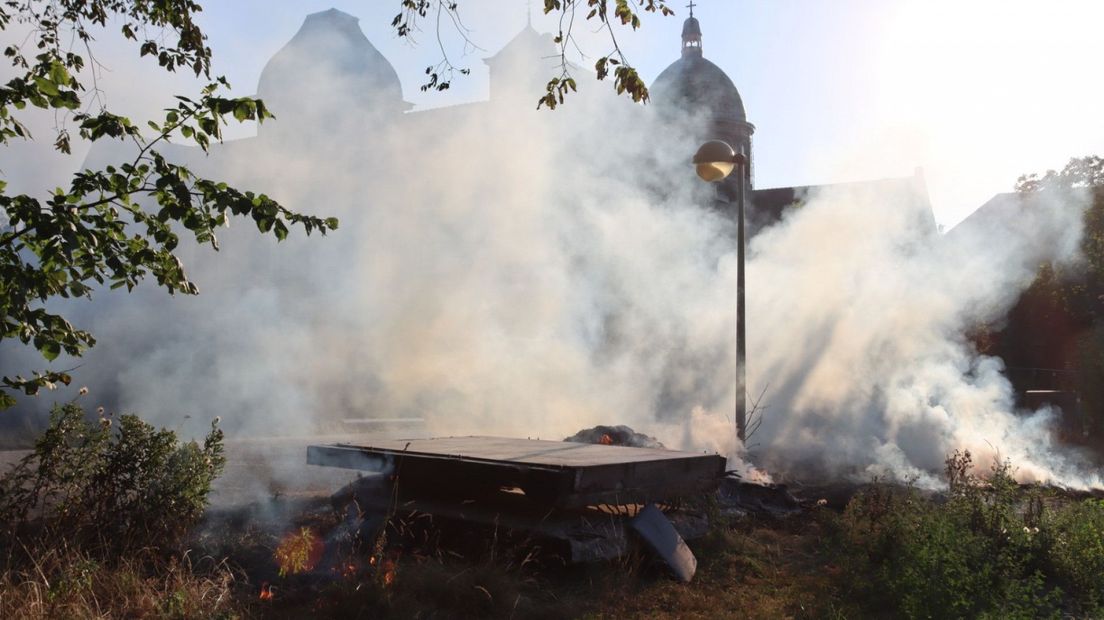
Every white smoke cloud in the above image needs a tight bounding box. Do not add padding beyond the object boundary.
[2,14,1100,494]
[746,182,1097,488]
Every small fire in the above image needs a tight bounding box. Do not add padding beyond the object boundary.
[274,526,325,577]
[259,583,275,601]
[599,434,613,445]
[380,558,396,587]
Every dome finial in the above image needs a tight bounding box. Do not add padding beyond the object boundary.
[681,3,702,57]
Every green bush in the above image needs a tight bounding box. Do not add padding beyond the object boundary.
[1043,498,1104,610]
[0,402,225,555]
[839,452,1064,619]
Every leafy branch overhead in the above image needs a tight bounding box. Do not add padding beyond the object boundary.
[392,0,672,109]
[0,1,338,408]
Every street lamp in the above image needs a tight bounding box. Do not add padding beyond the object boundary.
[692,140,748,443]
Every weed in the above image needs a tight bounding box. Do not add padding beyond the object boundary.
[0,402,225,557]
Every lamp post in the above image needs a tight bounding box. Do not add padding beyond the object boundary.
[693,140,747,442]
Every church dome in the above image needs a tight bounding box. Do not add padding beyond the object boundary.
[651,11,746,125]
[256,8,409,122]
[651,54,746,123]
[651,10,755,189]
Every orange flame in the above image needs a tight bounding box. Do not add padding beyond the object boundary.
[259,583,274,601]
[381,558,396,587]
[599,434,613,445]
[274,527,324,577]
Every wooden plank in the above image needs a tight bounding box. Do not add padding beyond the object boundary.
[325,436,709,467]
[307,436,726,509]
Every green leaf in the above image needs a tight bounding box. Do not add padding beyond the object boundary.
[34,76,59,97]
[42,341,60,362]
[49,60,70,85]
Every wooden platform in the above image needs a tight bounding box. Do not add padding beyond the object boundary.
[307,436,727,509]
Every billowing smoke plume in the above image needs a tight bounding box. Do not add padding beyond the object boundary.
[746,182,1095,488]
[1,14,1098,490]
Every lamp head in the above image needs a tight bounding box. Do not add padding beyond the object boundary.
[693,140,747,182]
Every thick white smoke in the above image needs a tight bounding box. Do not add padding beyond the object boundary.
[746,182,1096,488]
[2,15,1099,492]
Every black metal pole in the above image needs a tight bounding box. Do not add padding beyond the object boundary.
[735,161,747,443]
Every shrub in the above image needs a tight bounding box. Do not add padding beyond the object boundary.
[0,402,225,556]
[840,451,1062,619]
[1042,498,1104,610]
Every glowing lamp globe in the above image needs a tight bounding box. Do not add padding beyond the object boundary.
[693,140,745,182]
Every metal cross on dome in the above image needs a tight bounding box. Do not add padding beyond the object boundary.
[687,1,696,18]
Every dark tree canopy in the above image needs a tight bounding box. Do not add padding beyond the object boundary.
[982,156,1104,440]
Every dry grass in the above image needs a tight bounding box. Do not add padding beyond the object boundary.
[0,500,854,619]
[0,545,243,620]
[587,513,854,620]
[250,509,851,620]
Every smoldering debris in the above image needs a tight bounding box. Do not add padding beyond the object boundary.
[563,425,667,449]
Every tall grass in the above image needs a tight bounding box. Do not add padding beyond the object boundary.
[0,546,242,620]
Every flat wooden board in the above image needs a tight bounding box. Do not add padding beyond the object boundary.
[328,436,714,468]
[308,436,726,508]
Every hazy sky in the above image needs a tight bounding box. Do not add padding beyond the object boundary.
[4,1,1104,227]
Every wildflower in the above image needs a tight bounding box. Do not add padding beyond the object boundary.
[78,386,88,395]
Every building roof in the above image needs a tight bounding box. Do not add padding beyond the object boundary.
[745,172,937,238]
[483,24,557,67]
[256,8,410,119]
[682,16,702,38]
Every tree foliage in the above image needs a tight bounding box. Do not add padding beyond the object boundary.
[391,0,673,109]
[1012,156,1104,324]
[0,0,338,408]
[1015,156,1104,194]
[987,156,1104,439]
